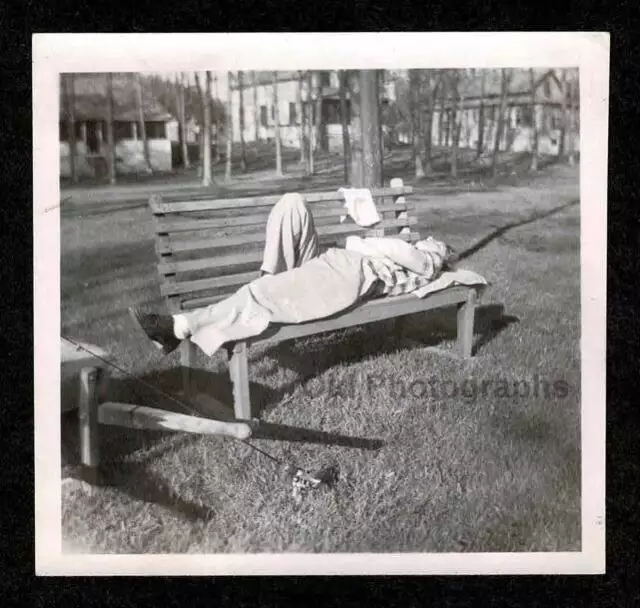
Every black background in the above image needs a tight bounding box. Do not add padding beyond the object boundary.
[2,1,639,605]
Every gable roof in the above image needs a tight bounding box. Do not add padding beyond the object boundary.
[459,69,568,103]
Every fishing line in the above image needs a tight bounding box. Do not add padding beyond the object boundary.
[61,335,317,480]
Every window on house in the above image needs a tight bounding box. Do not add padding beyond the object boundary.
[86,121,100,153]
[289,102,297,125]
[146,122,166,139]
[62,122,83,142]
[271,105,275,120]
[114,121,131,141]
[520,106,534,127]
[320,71,331,87]
[543,77,551,98]
[322,99,343,125]
[260,105,268,127]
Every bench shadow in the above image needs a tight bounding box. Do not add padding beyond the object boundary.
[260,303,520,393]
[61,364,383,519]
[61,366,294,469]
[248,420,384,451]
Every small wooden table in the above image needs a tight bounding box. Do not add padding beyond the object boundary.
[61,338,110,487]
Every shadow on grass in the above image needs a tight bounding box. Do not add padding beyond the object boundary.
[262,303,520,389]
[103,461,215,522]
[248,420,384,450]
[62,362,383,465]
[454,198,579,263]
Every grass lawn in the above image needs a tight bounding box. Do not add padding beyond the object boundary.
[60,159,581,554]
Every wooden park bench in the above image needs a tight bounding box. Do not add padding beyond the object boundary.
[149,178,483,421]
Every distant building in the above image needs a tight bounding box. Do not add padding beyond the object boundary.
[59,73,174,179]
[395,68,579,156]
[228,71,396,151]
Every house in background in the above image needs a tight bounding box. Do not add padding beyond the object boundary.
[396,68,579,157]
[228,71,396,152]
[59,73,174,179]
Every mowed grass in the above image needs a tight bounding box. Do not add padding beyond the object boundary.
[60,163,581,554]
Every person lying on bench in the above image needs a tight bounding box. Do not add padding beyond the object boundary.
[130,193,455,358]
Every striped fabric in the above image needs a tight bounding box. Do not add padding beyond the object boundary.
[365,237,450,298]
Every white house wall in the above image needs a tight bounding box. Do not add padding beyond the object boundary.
[60,137,172,178]
[231,80,301,144]
[60,141,94,178]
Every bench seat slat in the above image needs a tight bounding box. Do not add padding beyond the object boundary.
[251,287,472,346]
[159,218,418,254]
[151,186,413,214]
[154,201,415,234]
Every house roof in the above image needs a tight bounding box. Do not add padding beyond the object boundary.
[60,73,174,122]
[458,69,569,103]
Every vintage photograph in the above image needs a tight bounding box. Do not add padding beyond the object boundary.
[34,33,607,575]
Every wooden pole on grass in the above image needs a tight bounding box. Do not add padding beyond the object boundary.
[79,367,101,491]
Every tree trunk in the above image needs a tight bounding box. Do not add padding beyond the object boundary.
[314,72,326,152]
[359,70,383,188]
[105,73,116,185]
[194,72,204,178]
[297,71,307,170]
[349,71,364,187]
[212,73,221,164]
[225,71,233,181]
[178,73,190,169]
[409,70,425,178]
[436,77,447,148]
[558,68,568,160]
[202,71,213,186]
[491,68,511,178]
[424,72,439,174]
[134,73,152,174]
[476,69,487,157]
[450,71,462,178]
[252,71,260,142]
[339,69,351,184]
[64,74,78,183]
[307,72,315,175]
[529,68,539,172]
[568,70,577,166]
[273,72,283,177]
[237,71,247,172]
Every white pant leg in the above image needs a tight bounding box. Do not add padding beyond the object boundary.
[260,192,319,275]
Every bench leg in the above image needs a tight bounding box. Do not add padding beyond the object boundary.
[457,289,477,358]
[228,342,252,420]
[181,340,195,398]
[78,366,102,491]
[394,316,406,341]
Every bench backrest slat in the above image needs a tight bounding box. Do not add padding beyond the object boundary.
[151,186,413,214]
[154,200,415,234]
[157,218,418,255]
[150,184,418,312]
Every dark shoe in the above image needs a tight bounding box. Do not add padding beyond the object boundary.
[128,306,181,355]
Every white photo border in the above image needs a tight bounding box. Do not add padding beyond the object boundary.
[34,32,608,576]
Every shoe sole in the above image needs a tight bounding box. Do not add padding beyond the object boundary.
[128,306,165,352]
